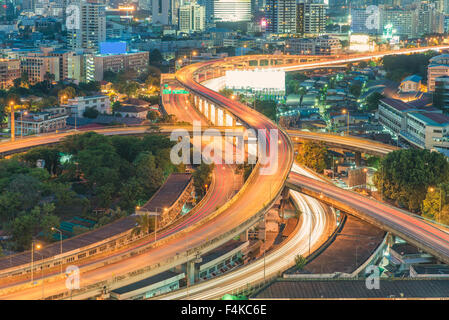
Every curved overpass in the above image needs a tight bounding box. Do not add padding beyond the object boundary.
[1,47,449,298]
[287,172,449,265]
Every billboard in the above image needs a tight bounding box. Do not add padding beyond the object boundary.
[225,69,285,92]
[99,42,127,55]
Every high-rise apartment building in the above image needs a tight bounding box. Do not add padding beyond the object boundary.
[152,0,180,25]
[297,0,327,35]
[178,2,206,33]
[265,0,298,34]
[67,0,106,51]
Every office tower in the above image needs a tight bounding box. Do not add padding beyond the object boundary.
[213,0,252,22]
[197,0,214,24]
[178,2,206,33]
[297,0,327,35]
[265,0,298,34]
[67,0,107,52]
[152,0,180,25]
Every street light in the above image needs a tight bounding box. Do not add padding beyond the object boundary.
[342,109,349,136]
[20,110,28,138]
[9,101,15,142]
[31,240,41,285]
[51,227,63,274]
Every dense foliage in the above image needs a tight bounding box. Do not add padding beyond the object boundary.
[382,51,439,82]
[374,149,449,212]
[296,141,330,174]
[0,132,179,251]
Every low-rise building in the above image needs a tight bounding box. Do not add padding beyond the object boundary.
[115,105,148,119]
[428,54,449,92]
[378,97,449,149]
[66,95,111,118]
[20,53,60,84]
[403,111,449,149]
[399,75,422,93]
[12,107,68,135]
[286,35,341,56]
[93,50,149,81]
[0,58,20,89]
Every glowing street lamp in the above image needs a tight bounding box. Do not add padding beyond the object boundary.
[9,101,15,142]
[31,241,42,285]
[51,227,63,274]
[342,109,349,136]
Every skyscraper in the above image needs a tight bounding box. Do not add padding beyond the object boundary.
[151,0,181,25]
[297,0,327,35]
[178,2,206,33]
[265,0,298,34]
[67,0,106,52]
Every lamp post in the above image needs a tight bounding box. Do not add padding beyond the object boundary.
[342,109,349,136]
[9,101,15,142]
[30,240,41,284]
[429,187,443,224]
[51,227,63,274]
[136,206,167,242]
[363,168,368,190]
[20,110,28,138]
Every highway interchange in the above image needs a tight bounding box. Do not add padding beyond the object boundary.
[1,47,449,299]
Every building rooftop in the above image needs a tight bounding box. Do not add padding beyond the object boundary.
[250,279,449,299]
[410,112,449,126]
[0,216,137,271]
[141,173,192,213]
[402,75,422,83]
[111,270,181,295]
[380,98,416,112]
[391,243,421,256]
[200,240,244,266]
[116,105,148,113]
[411,264,449,275]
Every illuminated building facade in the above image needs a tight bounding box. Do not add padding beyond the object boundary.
[265,0,297,34]
[297,0,327,36]
[67,0,107,51]
[178,2,206,33]
[213,0,252,22]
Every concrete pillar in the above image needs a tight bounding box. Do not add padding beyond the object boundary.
[186,258,201,285]
[240,230,249,242]
[207,102,212,121]
[210,104,216,125]
[198,98,202,113]
[217,108,224,126]
[355,151,362,167]
[214,105,219,126]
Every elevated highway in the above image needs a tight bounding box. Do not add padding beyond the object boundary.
[287,172,449,265]
[1,47,449,298]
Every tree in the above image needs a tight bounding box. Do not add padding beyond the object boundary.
[365,92,384,112]
[294,254,307,270]
[374,149,449,212]
[132,214,155,236]
[83,106,99,119]
[350,83,362,98]
[124,81,140,98]
[111,101,122,114]
[296,141,330,174]
[147,110,158,121]
[149,49,163,67]
[193,163,214,198]
[255,100,277,121]
[422,188,442,221]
